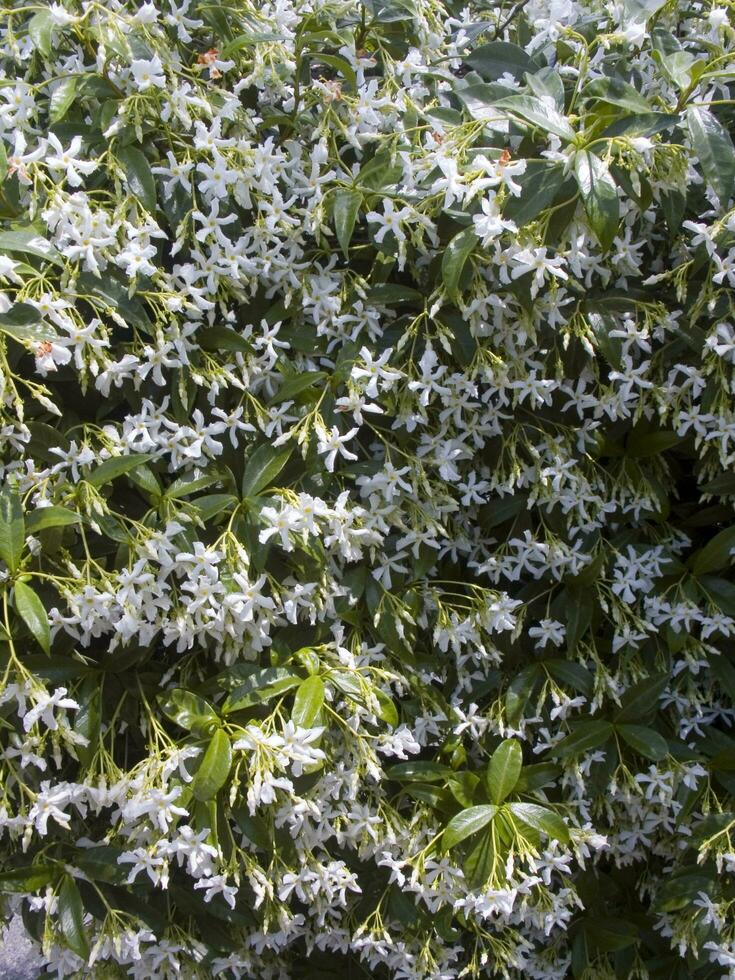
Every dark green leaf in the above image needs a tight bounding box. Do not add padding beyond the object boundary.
[508,802,570,843]
[193,729,232,801]
[26,507,80,533]
[291,675,325,728]
[496,94,575,141]
[223,668,300,713]
[486,739,522,804]
[584,77,651,114]
[0,228,63,266]
[503,162,565,227]
[687,107,735,204]
[86,453,153,488]
[385,761,454,782]
[615,674,669,723]
[58,876,89,961]
[241,444,293,498]
[0,865,56,893]
[689,525,735,576]
[268,371,327,405]
[574,151,619,250]
[333,189,362,258]
[28,10,53,57]
[442,804,498,850]
[616,724,669,761]
[550,720,614,757]
[14,581,50,654]
[464,41,540,81]
[158,689,219,735]
[198,325,252,353]
[441,227,477,295]
[0,487,24,574]
[116,146,157,212]
[49,76,78,124]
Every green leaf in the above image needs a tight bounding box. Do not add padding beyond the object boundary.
[583,917,639,952]
[116,145,157,212]
[193,729,232,802]
[0,303,57,343]
[496,94,575,141]
[505,664,540,726]
[503,162,565,227]
[514,763,561,793]
[73,675,101,767]
[49,76,78,124]
[191,494,238,521]
[333,189,362,258]
[616,724,668,761]
[268,371,327,405]
[574,151,619,250]
[167,473,223,499]
[223,668,301,713]
[464,41,539,81]
[626,429,681,457]
[602,112,679,139]
[442,804,498,850]
[158,689,219,735]
[86,453,153,488]
[198,325,252,353]
[463,829,496,888]
[385,761,454,782]
[13,581,50,654]
[0,487,25,574]
[292,675,325,728]
[0,865,56,894]
[366,283,423,305]
[26,506,80,533]
[28,10,53,57]
[0,228,63,266]
[564,590,594,652]
[550,720,614,757]
[58,876,89,961]
[486,739,522,804]
[241,444,293,498]
[0,140,6,182]
[76,272,151,330]
[441,227,477,295]
[507,802,570,843]
[687,107,735,205]
[710,655,735,701]
[689,525,735,576]
[615,674,669,723]
[583,77,651,114]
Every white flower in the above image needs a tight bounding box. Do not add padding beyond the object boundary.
[131,55,166,90]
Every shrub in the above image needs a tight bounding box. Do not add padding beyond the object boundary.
[1,0,735,976]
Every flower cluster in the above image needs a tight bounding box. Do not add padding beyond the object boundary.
[0,0,734,977]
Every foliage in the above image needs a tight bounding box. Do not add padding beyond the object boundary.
[0,0,734,977]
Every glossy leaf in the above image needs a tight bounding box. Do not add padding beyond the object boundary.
[192,729,232,801]
[158,689,219,735]
[616,724,669,761]
[86,453,153,488]
[58,876,90,961]
[116,146,157,212]
[486,739,522,804]
[0,487,24,574]
[508,802,570,843]
[14,581,50,654]
[291,675,325,728]
[442,804,498,850]
[333,189,362,258]
[241,444,293,498]
[574,151,619,250]
[442,227,477,295]
[49,76,78,123]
